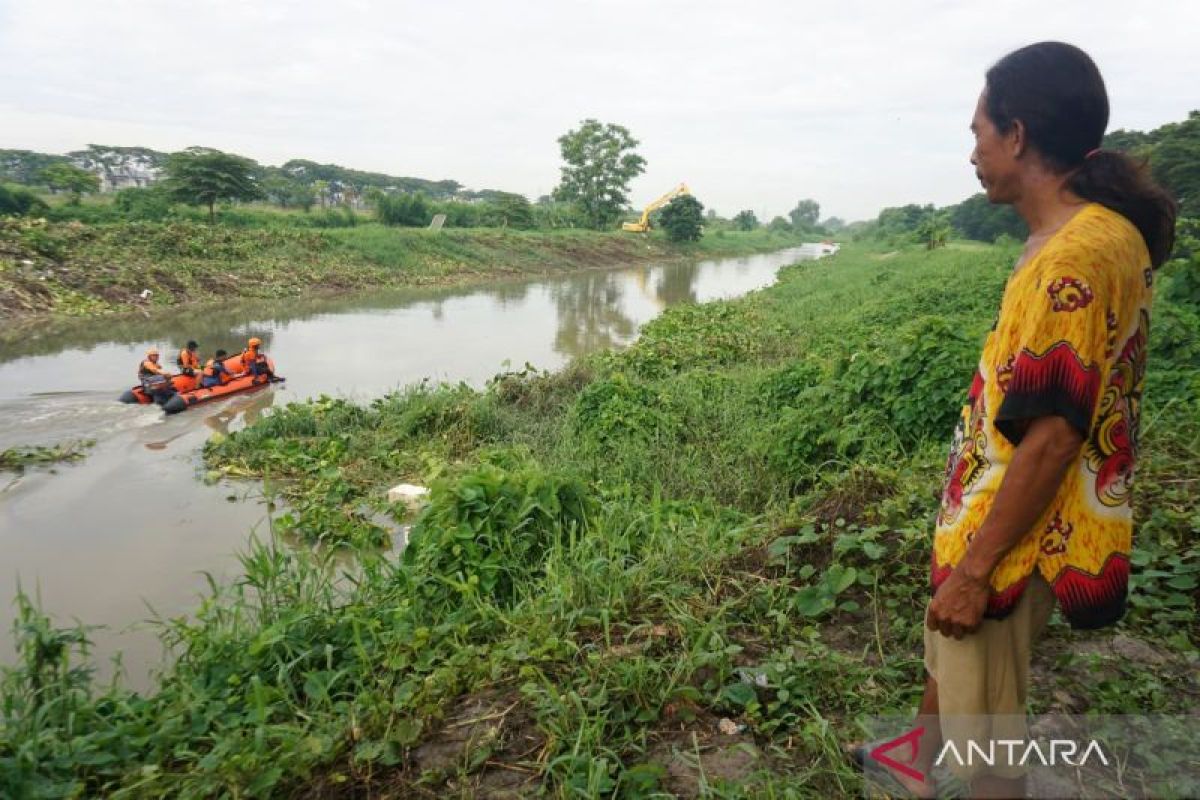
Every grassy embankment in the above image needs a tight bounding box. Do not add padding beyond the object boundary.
[0,217,803,329]
[2,241,1197,797]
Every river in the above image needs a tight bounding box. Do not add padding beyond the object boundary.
[0,246,814,686]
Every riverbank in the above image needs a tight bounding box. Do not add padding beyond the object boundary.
[3,241,1197,797]
[0,217,803,332]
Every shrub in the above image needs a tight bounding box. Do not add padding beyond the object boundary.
[113,186,173,221]
[758,361,826,409]
[841,316,977,446]
[402,454,594,609]
[0,184,48,217]
[659,194,705,242]
[617,302,768,379]
[571,372,677,450]
[373,192,430,227]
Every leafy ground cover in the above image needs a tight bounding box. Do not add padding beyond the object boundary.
[2,240,1197,797]
[0,218,801,330]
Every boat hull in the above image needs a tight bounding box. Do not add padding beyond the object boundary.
[119,356,279,413]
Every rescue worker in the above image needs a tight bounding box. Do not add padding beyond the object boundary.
[199,349,232,388]
[138,347,168,383]
[176,340,201,376]
[138,347,175,404]
[240,337,272,378]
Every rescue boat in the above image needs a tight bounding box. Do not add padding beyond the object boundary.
[119,354,281,415]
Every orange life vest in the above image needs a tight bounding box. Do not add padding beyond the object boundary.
[202,358,230,384]
[178,349,200,370]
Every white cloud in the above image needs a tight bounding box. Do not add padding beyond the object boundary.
[1,0,1196,219]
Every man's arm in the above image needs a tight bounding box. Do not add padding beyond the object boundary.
[927,415,1084,639]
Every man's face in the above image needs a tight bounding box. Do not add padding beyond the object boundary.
[969,90,1019,204]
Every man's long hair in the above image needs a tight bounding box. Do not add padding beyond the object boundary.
[985,42,1177,267]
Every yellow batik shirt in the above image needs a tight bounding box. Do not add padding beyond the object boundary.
[932,203,1153,629]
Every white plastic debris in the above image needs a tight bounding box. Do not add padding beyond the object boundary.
[736,668,770,688]
[718,718,745,736]
[387,483,430,509]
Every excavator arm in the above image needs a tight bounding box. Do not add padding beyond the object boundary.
[622,183,691,232]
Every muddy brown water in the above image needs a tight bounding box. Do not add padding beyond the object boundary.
[0,247,816,688]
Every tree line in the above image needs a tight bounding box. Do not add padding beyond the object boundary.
[1,125,833,243]
[858,109,1200,248]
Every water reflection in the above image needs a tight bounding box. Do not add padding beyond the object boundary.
[655,262,700,306]
[0,282,487,364]
[551,271,637,357]
[201,389,277,437]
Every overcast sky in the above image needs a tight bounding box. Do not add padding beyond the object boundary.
[1,0,1196,221]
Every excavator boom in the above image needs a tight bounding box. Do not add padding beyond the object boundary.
[622,183,691,232]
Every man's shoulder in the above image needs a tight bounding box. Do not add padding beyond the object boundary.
[1038,205,1148,285]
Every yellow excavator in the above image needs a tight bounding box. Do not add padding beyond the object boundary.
[622,183,691,232]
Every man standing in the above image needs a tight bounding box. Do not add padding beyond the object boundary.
[860,42,1176,798]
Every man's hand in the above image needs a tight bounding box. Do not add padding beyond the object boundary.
[928,415,1084,640]
[927,566,991,640]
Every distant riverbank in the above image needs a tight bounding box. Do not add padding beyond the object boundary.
[0,218,802,336]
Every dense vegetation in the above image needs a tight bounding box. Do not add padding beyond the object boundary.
[3,238,1195,797]
[1,146,473,208]
[659,196,705,243]
[1104,109,1200,216]
[857,109,1200,247]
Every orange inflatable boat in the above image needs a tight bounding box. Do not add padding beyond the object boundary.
[119,354,281,414]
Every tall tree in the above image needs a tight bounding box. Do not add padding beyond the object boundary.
[1105,109,1200,217]
[1146,111,1200,217]
[659,195,705,242]
[788,199,821,230]
[947,193,1027,242]
[165,147,262,223]
[732,210,759,231]
[553,120,646,230]
[262,173,316,211]
[874,203,938,240]
[38,163,99,204]
[0,149,72,185]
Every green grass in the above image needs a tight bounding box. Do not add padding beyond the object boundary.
[3,240,1196,797]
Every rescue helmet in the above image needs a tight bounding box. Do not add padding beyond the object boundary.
[248,337,263,348]
[147,347,160,358]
